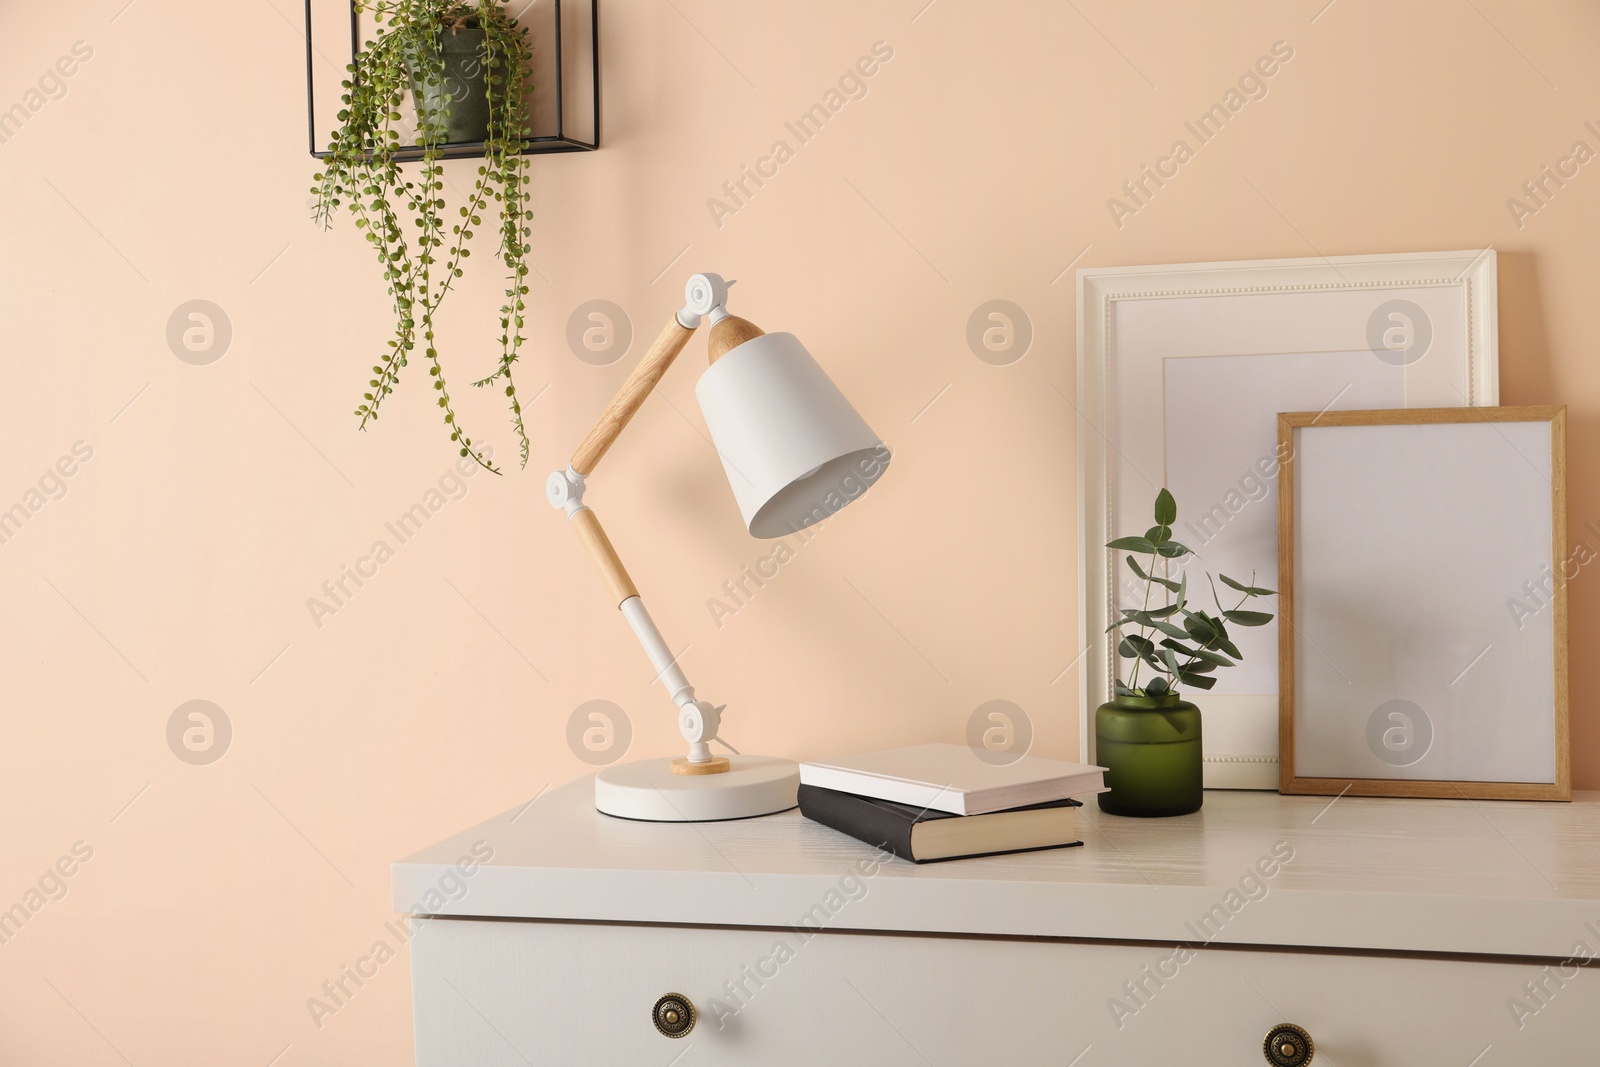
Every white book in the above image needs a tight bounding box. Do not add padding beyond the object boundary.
[799,743,1108,816]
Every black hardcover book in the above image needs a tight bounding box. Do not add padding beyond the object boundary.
[797,784,1084,864]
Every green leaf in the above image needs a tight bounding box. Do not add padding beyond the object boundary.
[1145,604,1182,619]
[1115,681,1138,697]
[1149,619,1190,640]
[1118,635,1155,659]
[1181,643,1236,667]
[1159,637,1207,661]
[1163,649,1182,678]
[1224,609,1275,627]
[1164,639,1235,662]
[1127,556,1181,592]
[1154,487,1177,525]
[1155,540,1191,558]
[1183,613,1217,644]
[1220,574,1277,597]
[1197,611,1240,659]
[1144,676,1169,697]
[1177,673,1217,690]
[1108,536,1156,553]
[1123,608,1184,627]
[1145,525,1172,545]
[1205,572,1228,614]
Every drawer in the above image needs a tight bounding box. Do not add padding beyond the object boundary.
[411,917,1598,1065]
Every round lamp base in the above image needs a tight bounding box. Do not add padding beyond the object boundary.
[595,755,799,822]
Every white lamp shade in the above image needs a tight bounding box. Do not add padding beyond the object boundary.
[695,332,889,539]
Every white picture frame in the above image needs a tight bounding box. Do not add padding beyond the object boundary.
[1075,250,1499,788]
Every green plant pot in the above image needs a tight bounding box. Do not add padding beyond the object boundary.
[1095,694,1203,817]
[408,25,492,144]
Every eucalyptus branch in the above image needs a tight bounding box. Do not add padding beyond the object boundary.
[1127,555,1158,692]
[1107,490,1277,698]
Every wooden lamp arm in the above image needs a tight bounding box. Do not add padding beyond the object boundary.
[567,507,638,605]
[569,317,698,476]
[557,308,697,610]
[546,281,733,773]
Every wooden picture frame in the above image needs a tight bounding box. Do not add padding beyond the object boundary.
[1277,406,1569,800]
[1076,250,1500,788]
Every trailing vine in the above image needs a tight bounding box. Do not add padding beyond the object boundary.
[312,0,534,473]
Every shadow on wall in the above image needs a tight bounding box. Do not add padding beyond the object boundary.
[1497,252,1552,402]
[1499,250,1599,790]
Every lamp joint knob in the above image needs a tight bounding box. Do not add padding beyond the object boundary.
[677,272,731,328]
[546,467,586,511]
[677,699,722,744]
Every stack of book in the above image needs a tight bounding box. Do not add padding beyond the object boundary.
[797,743,1108,864]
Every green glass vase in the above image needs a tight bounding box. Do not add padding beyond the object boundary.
[1095,694,1203,817]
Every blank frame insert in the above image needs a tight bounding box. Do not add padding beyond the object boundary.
[1277,406,1569,800]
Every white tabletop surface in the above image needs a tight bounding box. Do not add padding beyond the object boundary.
[393,775,1600,959]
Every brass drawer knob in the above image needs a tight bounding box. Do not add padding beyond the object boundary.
[652,993,696,1038]
[1263,1023,1313,1066]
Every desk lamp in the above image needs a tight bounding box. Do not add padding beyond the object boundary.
[547,273,890,821]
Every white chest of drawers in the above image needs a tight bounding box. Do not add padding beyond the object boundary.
[393,780,1600,1065]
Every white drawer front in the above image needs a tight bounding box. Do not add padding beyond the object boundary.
[411,918,1598,1065]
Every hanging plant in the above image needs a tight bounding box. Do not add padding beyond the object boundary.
[312,0,534,473]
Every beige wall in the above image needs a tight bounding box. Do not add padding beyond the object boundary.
[2,0,1597,1061]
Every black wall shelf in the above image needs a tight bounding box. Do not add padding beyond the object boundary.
[304,0,599,161]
